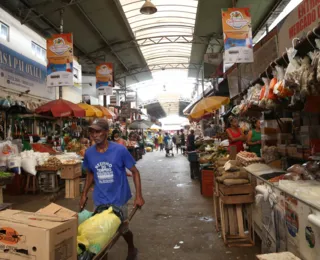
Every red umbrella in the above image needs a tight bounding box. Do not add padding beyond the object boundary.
[35,99,85,117]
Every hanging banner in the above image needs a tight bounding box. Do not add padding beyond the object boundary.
[46,33,74,87]
[221,8,253,64]
[96,63,114,96]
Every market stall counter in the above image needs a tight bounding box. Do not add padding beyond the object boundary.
[244,159,320,259]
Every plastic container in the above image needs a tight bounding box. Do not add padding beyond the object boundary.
[201,170,214,197]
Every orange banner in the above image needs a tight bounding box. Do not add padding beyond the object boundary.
[221,8,253,64]
[46,33,74,86]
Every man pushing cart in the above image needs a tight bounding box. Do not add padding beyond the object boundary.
[80,119,145,260]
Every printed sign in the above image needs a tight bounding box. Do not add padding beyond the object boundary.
[120,101,131,118]
[221,8,253,64]
[46,33,74,87]
[277,0,320,54]
[285,202,299,237]
[0,43,54,99]
[96,63,114,96]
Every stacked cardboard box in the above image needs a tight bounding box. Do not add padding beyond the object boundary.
[0,203,77,260]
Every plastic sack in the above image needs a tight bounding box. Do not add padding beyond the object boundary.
[21,156,37,175]
[77,207,121,254]
[7,155,21,174]
[0,156,7,168]
[78,210,93,226]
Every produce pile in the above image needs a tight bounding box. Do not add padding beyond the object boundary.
[32,143,57,154]
[0,171,13,186]
[0,172,12,178]
[236,151,264,166]
[198,146,229,164]
[216,160,249,186]
[42,157,62,168]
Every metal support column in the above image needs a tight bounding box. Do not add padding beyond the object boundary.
[58,9,64,99]
[202,62,205,98]
[124,77,127,102]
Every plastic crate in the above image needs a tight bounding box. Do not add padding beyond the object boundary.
[187,152,198,162]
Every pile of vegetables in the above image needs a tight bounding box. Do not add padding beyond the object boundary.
[0,172,12,178]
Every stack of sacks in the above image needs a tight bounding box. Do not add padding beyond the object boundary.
[217,160,249,186]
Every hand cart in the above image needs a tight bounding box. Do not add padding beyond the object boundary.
[92,206,139,260]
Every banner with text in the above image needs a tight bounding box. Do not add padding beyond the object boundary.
[222,8,253,64]
[0,43,54,99]
[96,63,114,96]
[277,0,320,54]
[46,33,74,87]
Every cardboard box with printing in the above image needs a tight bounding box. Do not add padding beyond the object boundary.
[0,204,77,260]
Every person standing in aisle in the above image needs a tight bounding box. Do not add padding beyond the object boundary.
[158,131,164,151]
[154,134,159,151]
[247,118,262,157]
[111,129,127,147]
[80,119,145,260]
[173,130,181,153]
[187,130,196,151]
[180,130,186,154]
[226,116,246,153]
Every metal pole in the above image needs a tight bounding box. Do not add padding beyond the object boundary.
[58,9,64,99]
[124,76,127,102]
[135,91,138,108]
[103,95,107,107]
[237,63,241,96]
[202,62,205,98]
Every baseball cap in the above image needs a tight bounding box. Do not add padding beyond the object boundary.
[89,119,109,131]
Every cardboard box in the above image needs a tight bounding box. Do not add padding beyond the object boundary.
[60,163,82,180]
[37,203,77,218]
[65,178,80,199]
[0,208,77,260]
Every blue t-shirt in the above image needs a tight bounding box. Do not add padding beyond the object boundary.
[83,142,136,207]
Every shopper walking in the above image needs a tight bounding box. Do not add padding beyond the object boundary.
[226,116,246,153]
[158,132,164,151]
[247,118,262,157]
[80,119,145,260]
[173,130,181,153]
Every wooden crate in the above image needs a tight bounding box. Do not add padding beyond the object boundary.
[219,200,254,247]
[213,181,221,232]
[65,178,80,199]
[219,183,253,196]
[60,163,82,179]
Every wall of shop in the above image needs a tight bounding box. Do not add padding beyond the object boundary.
[0,8,55,100]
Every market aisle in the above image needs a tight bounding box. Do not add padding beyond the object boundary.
[4,150,260,260]
[108,151,260,260]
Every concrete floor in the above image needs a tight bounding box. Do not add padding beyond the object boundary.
[4,150,260,260]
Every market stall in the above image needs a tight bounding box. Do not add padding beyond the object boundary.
[208,24,320,258]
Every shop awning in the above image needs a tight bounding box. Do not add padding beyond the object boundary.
[93,105,116,119]
[35,99,85,118]
[77,103,103,118]
[188,96,230,121]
